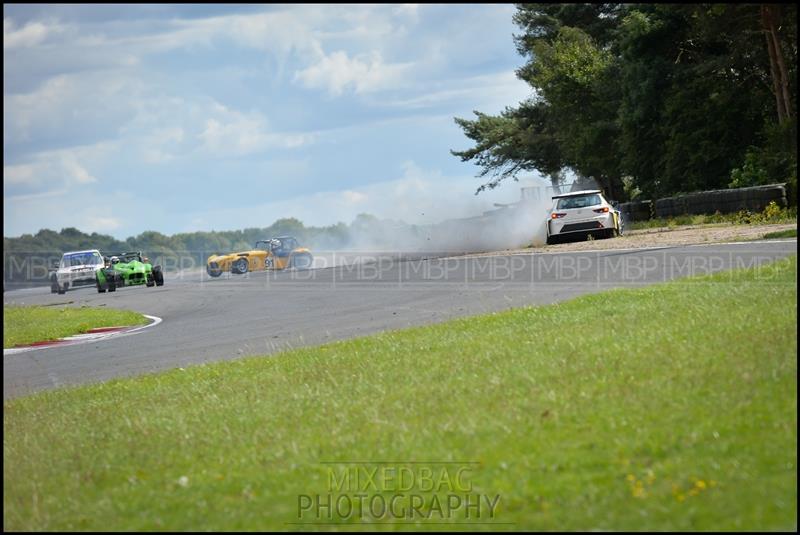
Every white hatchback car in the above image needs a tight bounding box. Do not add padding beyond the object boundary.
[50,250,105,294]
[546,190,624,245]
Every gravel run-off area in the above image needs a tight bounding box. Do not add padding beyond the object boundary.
[465,222,797,257]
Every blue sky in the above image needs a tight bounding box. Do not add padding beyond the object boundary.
[4,4,542,239]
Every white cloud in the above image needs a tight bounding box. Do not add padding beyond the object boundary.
[342,190,368,204]
[294,50,412,96]
[142,127,185,164]
[3,163,38,185]
[4,143,108,198]
[15,8,329,68]
[84,216,121,232]
[82,5,409,72]
[3,17,60,49]
[382,71,532,113]
[392,4,420,22]
[4,188,138,238]
[224,9,324,59]
[5,66,315,167]
[3,188,68,203]
[62,154,96,184]
[200,115,266,156]
[196,103,314,157]
[5,75,69,143]
[4,71,144,145]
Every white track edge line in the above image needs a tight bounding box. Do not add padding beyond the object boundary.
[3,314,162,355]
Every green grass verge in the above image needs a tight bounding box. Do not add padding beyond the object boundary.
[3,305,149,348]
[4,257,797,531]
[627,204,796,231]
[763,228,797,239]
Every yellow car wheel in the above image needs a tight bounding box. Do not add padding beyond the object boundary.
[291,253,313,270]
[232,257,249,275]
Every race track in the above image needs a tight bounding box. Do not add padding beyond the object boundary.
[4,240,796,399]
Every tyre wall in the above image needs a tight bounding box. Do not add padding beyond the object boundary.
[619,183,787,221]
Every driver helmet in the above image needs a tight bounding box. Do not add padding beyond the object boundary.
[270,238,281,249]
[110,256,120,265]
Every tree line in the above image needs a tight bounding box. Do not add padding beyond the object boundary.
[452,3,797,202]
[3,213,414,260]
[4,217,359,264]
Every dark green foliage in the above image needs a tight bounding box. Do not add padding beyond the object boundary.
[451,100,564,192]
[454,3,797,201]
[729,118,798,205]
[512,3,625,52]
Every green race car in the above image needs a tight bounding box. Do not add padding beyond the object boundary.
[96,251,164,293]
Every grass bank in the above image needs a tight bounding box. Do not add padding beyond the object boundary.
[3,305,149,348]
[763,228,797,239]
[4,257,797,530]
[627,203,796,231]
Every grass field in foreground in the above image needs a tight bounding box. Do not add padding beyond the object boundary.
[3,305,149,348]
[4,257,797,531]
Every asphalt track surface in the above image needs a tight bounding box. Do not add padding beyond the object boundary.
[4,240,796,399]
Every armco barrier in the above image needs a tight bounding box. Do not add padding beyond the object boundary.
[654,184,787,218]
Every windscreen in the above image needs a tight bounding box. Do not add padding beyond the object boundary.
[557,194,602,210]
[62,252,103,267]
[120,253,141,263]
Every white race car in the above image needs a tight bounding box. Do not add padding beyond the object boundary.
[546,190,624,245]
[50,250,105,294]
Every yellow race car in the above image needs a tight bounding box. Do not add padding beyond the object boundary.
[206,236,313,277]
